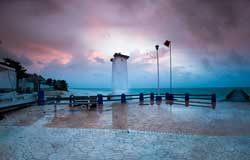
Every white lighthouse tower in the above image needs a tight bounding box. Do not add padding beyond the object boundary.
[111,53,129,94]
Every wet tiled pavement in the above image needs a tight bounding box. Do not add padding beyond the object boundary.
[1,101,250,159]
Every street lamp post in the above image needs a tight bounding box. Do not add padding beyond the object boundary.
[155,45,160,96]
[170,42,172,93]
[164,40,172,94]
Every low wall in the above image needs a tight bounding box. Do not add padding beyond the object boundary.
[0,92,37,109]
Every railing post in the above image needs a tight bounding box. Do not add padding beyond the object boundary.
[165,92,169,104]
[156,94,162,103]
[97,94,103,105]
[212,94,216,109]
[56,95,61,103]
[107,95,111,101]
[121,94,126,103]
[38,90,44,105]
[150,92,154,102]
[54,96,57,112]
[139,93,144,104]
[54,97,57,112]
[69,95,74,107]
[169,94,174,105]
[185,93,189,107]
[165,93,169,100]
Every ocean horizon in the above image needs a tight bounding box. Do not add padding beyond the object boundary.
[68,87,250,101]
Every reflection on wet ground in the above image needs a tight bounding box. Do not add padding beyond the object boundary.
[1,101,250,136]
[1,101,250,159]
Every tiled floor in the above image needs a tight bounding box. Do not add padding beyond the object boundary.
[0,101,250,159]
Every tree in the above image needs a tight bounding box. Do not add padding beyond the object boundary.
[52,79,56,89]
[0,58,27,92]
[60,80,68,91]
[52,80,68,91]
[46,78,53,86]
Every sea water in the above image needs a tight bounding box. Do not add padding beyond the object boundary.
[68,87,250,101]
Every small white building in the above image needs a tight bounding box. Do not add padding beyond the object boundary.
[110,53,129,94]
[0,64,16,92]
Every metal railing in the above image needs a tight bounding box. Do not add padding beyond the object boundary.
[42,92,216,109]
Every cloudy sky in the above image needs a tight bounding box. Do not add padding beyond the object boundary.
[0,0,250,88]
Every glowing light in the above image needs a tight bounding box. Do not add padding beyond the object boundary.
[83,29,153,56]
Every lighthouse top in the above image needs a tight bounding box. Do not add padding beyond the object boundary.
[110,53,129,61]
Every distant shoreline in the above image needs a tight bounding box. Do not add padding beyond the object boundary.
[70,86,250,90]
[67,87,250,101]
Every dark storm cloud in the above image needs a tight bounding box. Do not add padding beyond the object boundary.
[0,48,13,58]
[170,0,250,47]
[109,0,250,51]
[0,0,84,74]
[0,0,250,87]
[0,0,63,16]
[203,49,250,69]
[18,54,33,66]
[226,51,250,66]
[0,0,79,51]
[0,48,33,66]
[94,57,105,64]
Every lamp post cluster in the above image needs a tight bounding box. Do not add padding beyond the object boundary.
[155,40,172,101]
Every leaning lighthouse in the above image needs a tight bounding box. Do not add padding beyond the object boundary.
[110,53,129,94]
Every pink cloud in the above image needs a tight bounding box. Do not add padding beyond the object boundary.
[88,51,108,63]
[9,43,72,70]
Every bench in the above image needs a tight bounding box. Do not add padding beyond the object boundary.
[47,95,97,110]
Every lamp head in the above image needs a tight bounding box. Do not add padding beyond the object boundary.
[155,45,159,50]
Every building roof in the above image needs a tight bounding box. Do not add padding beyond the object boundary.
[110,53,129,61]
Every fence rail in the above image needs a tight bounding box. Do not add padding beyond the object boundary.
[40,92,216,109]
